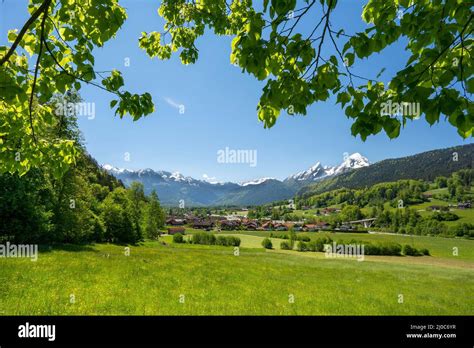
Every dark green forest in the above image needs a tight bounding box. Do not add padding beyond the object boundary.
[0,93,165,245]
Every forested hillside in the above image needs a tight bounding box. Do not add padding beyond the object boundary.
[0,92,166,245]
[290,169,474,238]
[299,144,474,198]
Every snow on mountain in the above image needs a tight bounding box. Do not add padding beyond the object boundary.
[103,153,369,187]
[239,177,276,186]
[102,164,114,171]
[101,153,369,205]
[102,164,132,174]
[169,171,186,182]
[285,153,370,182]
[286,162,332,181]
[331,153,370,175]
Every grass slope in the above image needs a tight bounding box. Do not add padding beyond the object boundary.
[0,238,472,315]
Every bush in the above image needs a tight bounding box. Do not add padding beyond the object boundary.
[296,241,307,252]
[449,223,474,238]
[280,241,291,250]
[216,235,241,246]
[262,237,273,249]
[227,236,241,247]
[420,248,430,256]
[271,233,288,239]
[364,243,380,255]
[306,241,318,252]
[296,235,311,242]
[192,232,216,245]
[215,235,227,245]
[173,233,184,243]
[379,242,402,256]
[192,233,240,247]
[312,236,332,252]
[432,212,459,221]
[403,244,419,256]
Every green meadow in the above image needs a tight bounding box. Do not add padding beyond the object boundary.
[224,230,474,261]
[0,232,473,315]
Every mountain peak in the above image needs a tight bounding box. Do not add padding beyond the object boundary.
[101,164,130,174]
[341,152,370,169]
[240,177,276,186]
[286,153,369,182]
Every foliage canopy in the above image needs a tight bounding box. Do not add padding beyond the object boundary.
[1,0,472,177]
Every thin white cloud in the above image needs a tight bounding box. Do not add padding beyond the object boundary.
[163,97,182,109]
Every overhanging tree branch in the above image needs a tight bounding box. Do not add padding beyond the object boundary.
[0,0,52,66]
[28,0,51,145]
[42,36,121,96]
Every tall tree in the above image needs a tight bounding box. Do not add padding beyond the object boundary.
[144,190,166,240]
[101,187,137,244]
[127,181,147,241]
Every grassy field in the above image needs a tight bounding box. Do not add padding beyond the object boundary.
[228,230,474,260]
[405,199,474,226]
[0,233,473,315]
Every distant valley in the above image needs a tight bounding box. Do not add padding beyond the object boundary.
[103,153,369,206]
[103,143,474,207]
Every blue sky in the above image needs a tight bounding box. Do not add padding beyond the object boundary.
[2,0,472,182]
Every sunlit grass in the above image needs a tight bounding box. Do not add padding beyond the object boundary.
[0,239,472,315]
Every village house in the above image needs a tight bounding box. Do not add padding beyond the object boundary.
[242,220,258,230]
[226,215,243,221]
[261,221,274,231]
[427,205,448,212]
[457,202,472,209]
[303,221,330,232]
[220,220,240,231]
[209,214,227,223]
[166,218,186,226]
[316,221,330,230]
[292,222,305,231]
[191,219,214,230]
[303,224,318,232]
[321,207,340,216]
[274,223,288,231]
[168,227,185,235]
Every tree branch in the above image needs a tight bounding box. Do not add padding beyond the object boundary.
[42,36,121,96]
[0,0,52,66]
[413,14,472,84]
[28,0,51,144]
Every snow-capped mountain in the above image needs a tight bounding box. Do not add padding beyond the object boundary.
[102,153,369,206]
[328,153,370,176]
[285,162,333,182]
[285,153,369,182]
[239,177,276,186]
